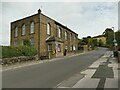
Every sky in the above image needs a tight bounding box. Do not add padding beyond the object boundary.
[0,0,119,46]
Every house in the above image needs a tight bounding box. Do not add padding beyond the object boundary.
[10,9,78,58]
[93,35,106,46]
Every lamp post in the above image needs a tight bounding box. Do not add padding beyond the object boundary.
[112,27,117,51]
[112,27,118,57]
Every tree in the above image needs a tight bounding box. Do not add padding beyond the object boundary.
[115,31,120,49]
[98,39,104,47]
[88,38,99,49]
[82,36,92,45]
[82,37,88,45]
[103,28,114,47]
[87,36,91,39]
[92,38,98,46]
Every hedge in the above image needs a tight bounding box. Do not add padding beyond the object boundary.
[2,46,37,58]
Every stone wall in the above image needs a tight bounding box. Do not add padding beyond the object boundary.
[1,56,36,65]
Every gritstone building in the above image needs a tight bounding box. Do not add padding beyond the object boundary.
[11,9,78,58]
[93,35,106,46]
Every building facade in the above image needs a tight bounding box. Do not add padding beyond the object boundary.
[93,35,106,46]
[11,9,78,58]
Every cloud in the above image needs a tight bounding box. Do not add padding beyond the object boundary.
[1,0,119,2]
[1,2,118,45]
[46,2,118,38]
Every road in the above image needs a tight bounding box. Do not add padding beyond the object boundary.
[2,48,108,88]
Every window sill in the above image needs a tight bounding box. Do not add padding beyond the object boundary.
[29,33,35,35]
[14,36,18,38]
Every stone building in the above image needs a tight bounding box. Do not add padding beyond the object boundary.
[93,35,106,46]
[11,9,78,58]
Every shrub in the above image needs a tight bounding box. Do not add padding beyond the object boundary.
[2,46,37,58]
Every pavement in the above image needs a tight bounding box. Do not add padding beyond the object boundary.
[57,51,119,89]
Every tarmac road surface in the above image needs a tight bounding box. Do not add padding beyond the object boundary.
[2,48,108,88]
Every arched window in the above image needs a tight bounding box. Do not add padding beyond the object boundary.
[30,22,34,34]
[74,35,76,43]
[47,23,51,35]
[22,24,26,35]
[15,26,18,37]
[70,33,72,41]
[65,31,68,40]
[58,27,62,38]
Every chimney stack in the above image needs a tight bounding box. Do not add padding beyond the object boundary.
[38,9,41,14]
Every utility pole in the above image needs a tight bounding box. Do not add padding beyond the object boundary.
[112,27,117,51]
[38,9,41,60]
[112,27,118,57]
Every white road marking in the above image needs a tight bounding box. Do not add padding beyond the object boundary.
[55,81,64,88]
[81,69,96,78]
[57,86,70,88]
[108,63,118,69]
[73,77,100,88]
[104,78,118,88]
[113,70,118,78]
[89,62,100,68]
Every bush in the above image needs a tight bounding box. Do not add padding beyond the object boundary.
[2,46,37,58]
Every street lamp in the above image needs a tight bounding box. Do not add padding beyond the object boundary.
[112,27,117,51]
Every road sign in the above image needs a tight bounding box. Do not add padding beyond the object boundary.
[113,39,117,43]
[115,43,118,46]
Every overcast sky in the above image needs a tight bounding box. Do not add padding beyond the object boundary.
[1,0,119,46]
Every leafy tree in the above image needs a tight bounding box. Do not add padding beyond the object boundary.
[81,36,98,49]
[81,36,92,45]
[98,39,104,47]
[82,37,88,45]
[87,36,91,39]
[92,39,98,46]
[103,28,114,47]
[115,31,120,49]
[88,38,98,49]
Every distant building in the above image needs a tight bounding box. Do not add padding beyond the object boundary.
[10,9,78,58]
[93,35,106,46]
